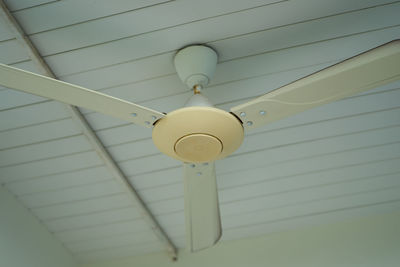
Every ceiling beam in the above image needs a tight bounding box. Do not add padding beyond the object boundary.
[0,1,177,261]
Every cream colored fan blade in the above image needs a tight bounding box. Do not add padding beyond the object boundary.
[231,40,400,130]
[183,162,222,252]
[0,63,164,128]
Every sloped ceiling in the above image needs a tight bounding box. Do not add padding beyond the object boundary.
[1,0,400,263]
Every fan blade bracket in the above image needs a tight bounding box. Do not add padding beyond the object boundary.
[231,100,281,130]
[125,107,165,128]
[185,162,214,176]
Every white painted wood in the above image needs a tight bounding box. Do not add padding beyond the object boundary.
[139,181,183,204]
[219,160,400,218]
[236,108,400,156]
[0,29,13,42]
[0,134,91,167]
[74,73,183,107]
[222,172,400,222]
[148,196,183,216]
[119,153,179,177]
[9,59,40,72]
[216,31,400,87]
[222,180,400,230]
[29,0,283,56]
[223,142,400,190]
[6,166,112,195]
[45,206,141,232]
[0,151,102,183]
[212,3,400,62]
[32,193,135,220]
[3,0,56,12]
[128,167,182,191]
[0,39,29,64]
[128,91,191,114]
[222,199,400,242]
[83,112,131,132]
[74,242,164,263]
[0,89,47,110]
[55,219,150,242]
[13,0,172,34]
[60,51,176,90]
[154,211,185,232]
[106,138,158,162]
[0,100,69,131]
[18,180,125,208]
[57,26,400,93]
[95,124,152,146]
[219,141,400,182]
[0,118,81,150]
[0,7,14,41]
[45,0,400,76]
[218,155,400,194]
[65,230,158,253]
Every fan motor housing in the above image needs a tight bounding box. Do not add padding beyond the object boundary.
[152,107,244,163]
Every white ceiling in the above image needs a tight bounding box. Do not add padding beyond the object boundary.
[1,0,400,263]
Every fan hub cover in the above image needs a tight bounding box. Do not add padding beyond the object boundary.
[152,107,243,163]
[175,133,222,162]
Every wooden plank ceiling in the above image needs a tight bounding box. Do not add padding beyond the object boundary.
[1,0,400,263]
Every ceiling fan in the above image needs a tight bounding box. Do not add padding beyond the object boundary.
[1,40,399,252]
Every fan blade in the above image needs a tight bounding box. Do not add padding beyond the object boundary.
[231,40,400,130]
[0,63,165,128]
[183,162,222,252]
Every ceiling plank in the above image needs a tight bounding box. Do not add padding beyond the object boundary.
[32,194,136,220]
[0,118,81,150]
[3,0,57,12]
[45,206,142,232]
[222,197,400,241]
[6,165,113,196]
[12,0,172,34]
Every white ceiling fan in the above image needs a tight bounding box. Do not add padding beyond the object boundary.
[1,40,399,252]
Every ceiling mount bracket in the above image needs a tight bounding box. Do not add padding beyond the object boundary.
[174,45,218,89]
